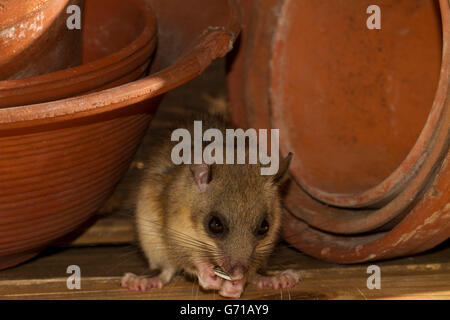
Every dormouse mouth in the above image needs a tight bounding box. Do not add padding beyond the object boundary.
[213,266,232,280]
[213,266,245,281]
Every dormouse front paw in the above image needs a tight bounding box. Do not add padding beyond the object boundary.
[250,269,301,290]
[196,262,224,290]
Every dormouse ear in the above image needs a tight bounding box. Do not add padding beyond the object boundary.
[273,152,293,183]
[190,163,211,192]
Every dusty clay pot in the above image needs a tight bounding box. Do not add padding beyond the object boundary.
[0,0,156,108]
[227,0,449,263]
[0,0,240,270]
[0,0,84,80]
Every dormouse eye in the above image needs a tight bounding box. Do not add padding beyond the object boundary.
[209,216,224,234]
[257,219,269,236]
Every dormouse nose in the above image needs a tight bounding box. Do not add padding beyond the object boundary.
[229,263,248,280]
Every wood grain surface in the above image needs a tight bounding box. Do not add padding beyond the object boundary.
[1,243,449,300]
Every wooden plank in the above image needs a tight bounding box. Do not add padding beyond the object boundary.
[1,272,449,300]
[65,211,136,246]
[1,243,449,299]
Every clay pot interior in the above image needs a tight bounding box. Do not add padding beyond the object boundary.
[270,0,442,208]
[82,0,148,63]
[0,0,157,108]
[0,0,84,80]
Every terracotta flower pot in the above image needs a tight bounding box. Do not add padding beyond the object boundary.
[227,0,449,263]
[0,0,240,270]
[0,0,157,108]
[0,0,84,80]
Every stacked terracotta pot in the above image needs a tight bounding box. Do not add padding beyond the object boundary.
[227,0,449,263]
[0,0,240,269]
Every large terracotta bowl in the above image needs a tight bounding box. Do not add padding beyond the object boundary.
[0,0,240,270]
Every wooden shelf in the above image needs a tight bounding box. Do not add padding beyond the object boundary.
[1,242,449,299]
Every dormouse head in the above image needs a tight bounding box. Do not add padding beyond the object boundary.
[188,153,292,279]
